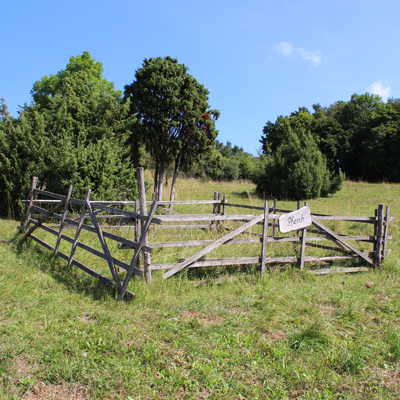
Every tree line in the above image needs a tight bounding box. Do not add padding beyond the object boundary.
[0,52,221,217]
[2,51,399,216]
[254,94,400,200]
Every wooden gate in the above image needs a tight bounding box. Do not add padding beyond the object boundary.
[19,175,393,299]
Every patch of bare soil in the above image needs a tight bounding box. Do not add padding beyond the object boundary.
[10,358,91,400]
[319,303,337,316]
[24,382,90,400]
[262,328,285,342]
[77,312,98,323]
[372,367,400,389]
[181,310,224,326]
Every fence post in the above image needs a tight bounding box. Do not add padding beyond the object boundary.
[261,201,269,277]
[137,167,152,283]
[299,201,308,271]
[297,201,301,238]
[211,192,218,230]
[134,200,141,272]
[68,189,91,268]
[24,176,38,234]
[272,199,277,238]
[375,203,384,268]
[382,206,390,262]
[54,185,73,256]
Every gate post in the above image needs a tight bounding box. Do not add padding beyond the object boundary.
[375,204,384,268]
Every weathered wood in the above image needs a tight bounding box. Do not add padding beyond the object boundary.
[163,212,267,279]
[213,192,218,215]
[153,253,375,270]
[272,199,277,237]
[306,242,347,253]
[147,234,383,249]
[222,195,226,215]
[67,190,91,268]
[25,195,68,238]
[22,199,60,203]
[33,220,140,275]
[54,185,73,255]
[375,204,384,267]
[279,206,311,234]
[120,200,158,298]
[373,208,378,256]
[309,215,377,223]
[297,201,301,237]
[311,217,374,265]
[155,214,279,222]
[90,203,161,224]
[382,206,390,261]
[137,167,152,282]
[24,176,38,234]
[86,199,122,291]
[261,201,269,277]
[308,267,369,275]
[23,213,134,220]
[23,199,221,206]
[30,204,152,252]
[134,200,140,239]
[159,204,198,227]
[299,202,309,271]
[147,200,221,205]
[210,192,218,230]
[34,188,85,205]
[152,224,209,230]
[29,234,135,299]
[223,203,264,211]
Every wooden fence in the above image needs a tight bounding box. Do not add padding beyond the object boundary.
[19,171,393,299]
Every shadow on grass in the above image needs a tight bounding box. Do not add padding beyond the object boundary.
[230,190,259,200]
[10,232,123,302]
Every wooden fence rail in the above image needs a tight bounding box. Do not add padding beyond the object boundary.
[19,172,393,299]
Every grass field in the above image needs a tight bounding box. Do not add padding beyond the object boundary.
[1,179,400,399]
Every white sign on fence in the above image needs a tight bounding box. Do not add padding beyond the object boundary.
[279,206,312,234]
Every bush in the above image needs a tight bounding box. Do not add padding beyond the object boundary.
[254,128,343,200]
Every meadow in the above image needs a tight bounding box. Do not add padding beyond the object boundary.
[0,178,400,399]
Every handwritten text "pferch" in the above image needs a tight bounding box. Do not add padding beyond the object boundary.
[287,214,305,227]
[278,206,312,234]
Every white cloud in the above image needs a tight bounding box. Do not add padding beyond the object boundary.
[274,42,322,66]
[298,49,322,66]
[367,80,391,102]
[275,42,293,57]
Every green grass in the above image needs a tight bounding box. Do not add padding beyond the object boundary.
[1,179,400,399]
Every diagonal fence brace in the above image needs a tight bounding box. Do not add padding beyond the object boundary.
[311,217,374,265]
[120,200,159,299]
[25,193,68,238]
[68,189,91,268]
[86,198,123,292]
[163,212,266,279]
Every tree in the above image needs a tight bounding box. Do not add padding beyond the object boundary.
[31,51,116,110]
[0,99,47,217]
[124,56,219,201]
[331,93,399,181]
[30,68,137,201]
[0,52,137,217]
[255,127,343,200]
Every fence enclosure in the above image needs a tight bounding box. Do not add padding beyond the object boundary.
[20,171,393,299]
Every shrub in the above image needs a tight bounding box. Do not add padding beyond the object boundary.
[254,127,343,200]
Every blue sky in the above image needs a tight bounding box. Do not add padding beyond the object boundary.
[2,0,399,155]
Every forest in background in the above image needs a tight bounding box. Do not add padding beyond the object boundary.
[1,51,400,216]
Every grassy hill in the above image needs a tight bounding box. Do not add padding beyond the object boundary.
[0,179,399,399]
